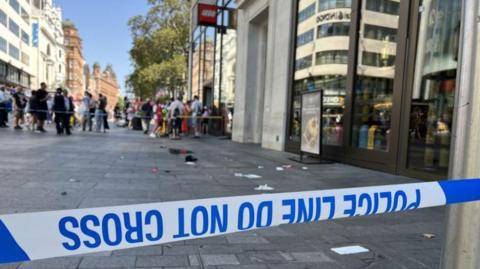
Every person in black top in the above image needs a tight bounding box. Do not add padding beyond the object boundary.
[0,86,9,128]
[35,82,49,132]
[141,98,153,134]
[53,88,74,135]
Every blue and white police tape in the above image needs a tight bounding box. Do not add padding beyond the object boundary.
[1,179,480,264]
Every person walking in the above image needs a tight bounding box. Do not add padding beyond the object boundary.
[141,98,153,135]
[191,96,202,138]
[35,82,49,133]
[81,92,92,131]
[12,87,27,130]
[168,96,184,140]
[0,86,9,128]
[101,95,109,132]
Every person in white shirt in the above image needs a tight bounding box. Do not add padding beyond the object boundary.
[168,96,184,139]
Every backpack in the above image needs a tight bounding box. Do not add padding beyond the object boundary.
[173,107,180,118]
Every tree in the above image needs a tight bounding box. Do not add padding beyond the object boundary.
[127,0,190,98]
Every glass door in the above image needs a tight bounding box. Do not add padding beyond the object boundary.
[343,0,410,169]
[399,0,462,178]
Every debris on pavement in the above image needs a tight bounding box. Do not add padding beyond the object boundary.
[185,155,198,162]
[331,245,369,255]
[276,167,284,171]
[169,148,193,155]
[60,191,67,196]
[152,167,159,174]
[186,162,197,166]
[254,184,275,191]
[258,165,264,169]
[423,233,436,239]
[244,174,262,179]
[282,165,293,169]
[234,173,244,177]
[68,178,79,183]
[302,167,309,170]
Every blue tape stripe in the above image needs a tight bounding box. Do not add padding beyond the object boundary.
[0,219,30,264]
[439,179,480,205]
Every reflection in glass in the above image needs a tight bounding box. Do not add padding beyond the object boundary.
[407,0,461,175]
[351,0,400,152]
[289,0,351,146]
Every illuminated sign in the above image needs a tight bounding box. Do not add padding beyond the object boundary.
[198,4,217,26]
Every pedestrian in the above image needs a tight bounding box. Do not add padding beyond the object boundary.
[0,86,9,128]
[27,90,38,131]
[182,100,191,136]
[53,88,73,135]
[201,106,209,135]
[149,100,163,138]
[191,95,202,138]
[141,98,153,135]
[95,94,107,133]
[81,92,92,131]
[101,95,110,132]
[12,87,27,130]
[35,82,49,133]
[168,96,184,140]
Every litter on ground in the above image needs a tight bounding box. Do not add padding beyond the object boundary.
[331,245,369,255]
[254,184,275,191]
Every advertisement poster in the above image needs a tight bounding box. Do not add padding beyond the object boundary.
[301,91,322,155]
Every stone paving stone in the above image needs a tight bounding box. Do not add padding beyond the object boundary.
[200,254,240,266]
[163,245,200,255]
[135,255,189,267]
[217,265,269,269]
[290,252,335,263]
[112,245,163,256]
[226,235,269,244]
[78,256,136,269]
[18,257,82,269]
[188,255,201,266]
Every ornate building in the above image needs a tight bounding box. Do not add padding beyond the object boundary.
[85,63,120,112]
[63,19,84,102]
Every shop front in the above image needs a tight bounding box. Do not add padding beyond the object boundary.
[286,0,462,180]
[0,59,31,88]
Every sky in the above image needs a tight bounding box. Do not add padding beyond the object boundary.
[55,0,150,95]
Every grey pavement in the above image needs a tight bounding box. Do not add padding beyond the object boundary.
[0,125,445,268]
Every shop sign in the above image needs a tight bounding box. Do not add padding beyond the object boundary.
[198,4,218,26]
[316,10,351,23]
[323,96,345,107]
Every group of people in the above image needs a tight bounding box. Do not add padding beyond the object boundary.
[124,95,230,140]
[0,83,111,135]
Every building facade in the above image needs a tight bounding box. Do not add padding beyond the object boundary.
[84,63,120,112]
[30,0,65,90]
[233,0,463,180]
[0,0,34,88]
[63,20,84,100]
[189,0,237,109]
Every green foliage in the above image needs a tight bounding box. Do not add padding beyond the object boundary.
[127,0,190,98]
[117,96,126,111]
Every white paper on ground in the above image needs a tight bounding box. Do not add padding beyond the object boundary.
[331,245,369,255]
[254,184,274,191]
[244,174,262,179]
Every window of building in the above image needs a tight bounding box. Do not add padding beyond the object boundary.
[319,0,352,12]
[20,7,29,23]
[295,55,313,71]
[298,3,316,23]
[8,66,19,83]
[0,37,7,53]
[362,51,396,67]
[0,61,6,78]
[316,50,349,65]
[366,0,400,15]
[9,0,20,14]
[21,30,29,45]
[297,29,314,47]
[364,24,397,42]
[21,51,29,66]
[8,43,19,60]
[9,19,20,37]
[0,9,7,27]
[317,22,350,38]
